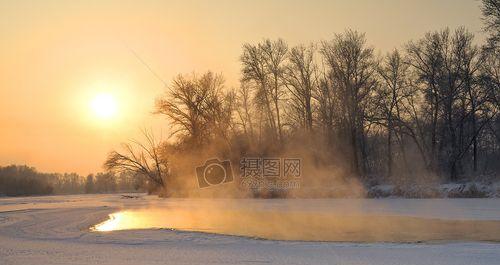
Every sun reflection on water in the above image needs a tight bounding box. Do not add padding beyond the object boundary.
[91,209,205,232]
[93,211,153,232]
[93,212,122,232]
[90,208,500,242]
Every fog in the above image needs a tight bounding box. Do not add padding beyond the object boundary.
[93,200,500,242]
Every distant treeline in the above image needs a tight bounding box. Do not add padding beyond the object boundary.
[107,0,500,196]
[0,165,144,196]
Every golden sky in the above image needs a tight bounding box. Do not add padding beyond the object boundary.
[0,0,485,175]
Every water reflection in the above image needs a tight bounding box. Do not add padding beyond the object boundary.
[92,208,500,242]
[94,211,139,232]
[93,209,210,232]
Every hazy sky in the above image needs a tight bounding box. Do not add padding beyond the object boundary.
[0,0,486,175]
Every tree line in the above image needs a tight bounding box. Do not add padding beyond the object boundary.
[106,0,499,195]
[0,165,143,196]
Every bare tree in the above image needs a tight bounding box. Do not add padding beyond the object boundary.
[372,49,412,177]
[235,83,256,141]
[406,27,498,180]
[406,29,448,174]
[481,0,500,51]
[104,129,168,192]
[241,43,277,141]
[241,39,288,143]
[261,39,288,142]
[284,44,318,132]
[320,30,377,176]
[155,71,230,148]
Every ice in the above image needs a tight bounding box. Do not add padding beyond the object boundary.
[1,194,499,265]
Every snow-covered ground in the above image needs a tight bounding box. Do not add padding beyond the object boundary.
[1,194,499,265]
[368,181,500,198]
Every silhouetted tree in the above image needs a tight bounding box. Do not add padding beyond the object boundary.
[84,174,94,193]
[241,39,288,144]
[320,30,377,176]
[372,49,412,178]
[284,44,318,132]
[481,0,500,51]
[155,72,233,149]
[105,129,168,193]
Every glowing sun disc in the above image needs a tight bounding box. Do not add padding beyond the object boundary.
[90,93,117,119]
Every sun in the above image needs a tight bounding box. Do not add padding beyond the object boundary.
[90,93,117,119]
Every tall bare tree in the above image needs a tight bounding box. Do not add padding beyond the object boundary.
[320,30,377,176]
[261,39,288,142]
[235,83,256,141]
[481,0,500,51]
[406,29,448,174]
[284,44,318,132]
[241,39,288,143]
[373,49,412,177]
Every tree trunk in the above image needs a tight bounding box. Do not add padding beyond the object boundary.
[387,115,393,178]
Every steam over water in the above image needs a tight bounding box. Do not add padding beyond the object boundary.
[92,200,500,243]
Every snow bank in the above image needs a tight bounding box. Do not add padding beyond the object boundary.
[369,182,500,198]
